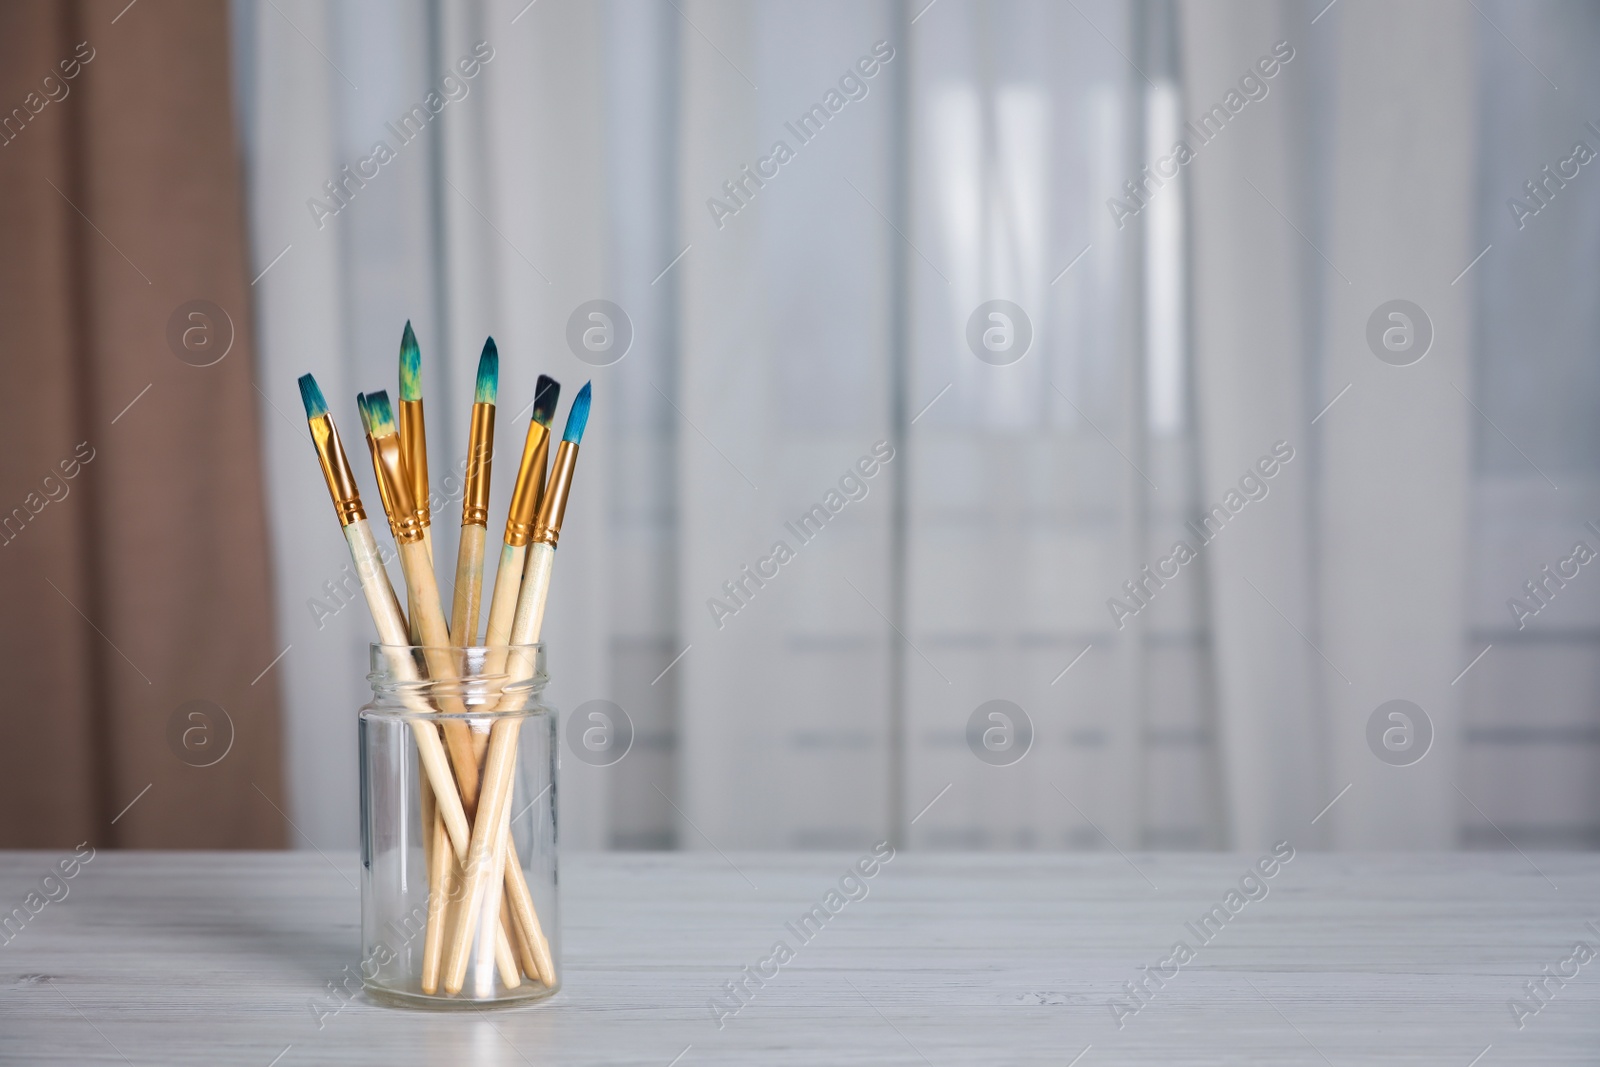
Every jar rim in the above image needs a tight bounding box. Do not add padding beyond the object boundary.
[371,642,545,652]
[366,643,549,700]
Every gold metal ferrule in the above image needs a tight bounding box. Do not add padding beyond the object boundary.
[364,434,401,539]
[309,415,365,526]
[462,402,496,527]
[531,441,578,548]
[502,421,551,547]
[398,398,431,529]
[372,433,426,545]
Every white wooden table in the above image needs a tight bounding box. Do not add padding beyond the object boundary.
[1,850,1596,1065]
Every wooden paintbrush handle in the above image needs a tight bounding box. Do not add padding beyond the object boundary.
[449,524,488,646]
[398,538,482,811]
[420,810,453,994]
[452,525,494,768]
[445,535,555,994]
[407,531,433,644]
[505,837,555,985]
[405,597,422,646]
[454,545,557,984]
[418,759,435,870]
[474,791,520,993]
[418,764,436,886]
[423,807,522,995]
[493,916,521,989]
[500,895,527,979]
[484,543,526,645]
[480,543,526,686]
[345,520,471,858]
[512,544,555,646]
[443,715,522,994]
[474,543,528,761]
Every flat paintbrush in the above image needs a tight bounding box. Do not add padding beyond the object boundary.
[362,390,437,886]
[445,382,589,993]
[296,375,470,864]
[481,374,560,665]
[357,392,416,640]
[357,392,480,809]
[477,376,557,758]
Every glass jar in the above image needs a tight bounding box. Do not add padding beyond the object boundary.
[359,643,559,1008]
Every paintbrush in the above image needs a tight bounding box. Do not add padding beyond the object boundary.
[357,392,480,808]
[357,389,438,892]
[512,381,590,652]
[361,389,521,993]
[477,376,558,747]
[396,322,435,566]
[296,375,470,866]
[448,338,498,646]
[445,382,589,994]
[363,385,441,944]
[356,392,418,641]
[356,394,398,540]
[482,375,560,662]
[430,339,500,992]
[473,372,558,980]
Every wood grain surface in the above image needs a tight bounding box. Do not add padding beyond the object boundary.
[0,850,1596,1065]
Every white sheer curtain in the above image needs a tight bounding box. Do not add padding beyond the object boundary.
[235,0,1599,852]
[1177,0,1324,850]
[1305,0,1477,849]
[674,2,902,849]
[901,1,1218,852]
[1185,0,1600,851]
[1465,0,1600,849]
[1180,0,1480,850]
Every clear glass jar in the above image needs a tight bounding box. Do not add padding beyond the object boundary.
[359,643,559,1008]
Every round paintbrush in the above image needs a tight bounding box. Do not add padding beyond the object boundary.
[435,339,509,993]
[448,339,498,646]
[445,382,589,994]
[396,322,435,566]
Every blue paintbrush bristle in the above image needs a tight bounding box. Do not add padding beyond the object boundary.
[366,390,397,436]
[354,392,372,434]
[562,381,591,444]
[298,374,328,420]
[532,375,560,427]
[476,338,499,405]
[398,322,421,401]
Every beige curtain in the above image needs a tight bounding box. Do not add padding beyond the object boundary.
[0,0,285,847]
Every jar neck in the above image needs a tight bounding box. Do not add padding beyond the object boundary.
[367,644,547,705]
